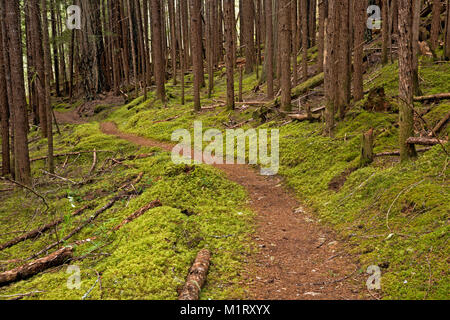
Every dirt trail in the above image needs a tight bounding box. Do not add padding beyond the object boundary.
[100,121,365,300]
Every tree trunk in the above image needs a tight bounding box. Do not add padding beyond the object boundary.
[242,0,256,74]
[265,0,274,99]
[398,0,418,161]
[168,0,178,86]
[151,0,166,102]
[353,0,365,102]
[317,0,326,73]
[301,0,308,81]
[430,0,443,51]
[324,0,337,137]
[4,0,31,185]
[280,0,292,111]
[224,0,236,110]
[360,129,374,167]
[382,0,389,64]
[190,0,203,111]
[0,21,10,176]
[445,0,450,59]
[412,0,421,96]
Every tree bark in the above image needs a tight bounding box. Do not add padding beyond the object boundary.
[151,0,166,102]
[265,0,274,99]
[353,0,365,102]
[242,0,256,74]
[190,0,203,111]
[280,0,292,111]
[301,0,308,81]
[178,249,211,300]
[3,0,31,185]
[0,247,73,287]
[398,0,418,161]
[0,20,10,176]
[430,0,443,51]
[224,0,236,110]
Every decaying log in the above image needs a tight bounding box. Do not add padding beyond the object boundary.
[273,72,324,107]
[288,113,321,122]
[113,200,162,231]
[360,129,374,167]
[0,247,73,287]
[374,147,432,157]
[27,196,122,261]
[429,111,450,137]
[178,249,211,300]
[406,137,448,146]
[413,93,450,102]
[115,153,155,162]
[0,205,90,252]
[31,150,112,162]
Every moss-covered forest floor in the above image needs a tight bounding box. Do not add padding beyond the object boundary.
[0,46,449,300]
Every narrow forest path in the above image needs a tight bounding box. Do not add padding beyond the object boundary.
[100,121,365,300]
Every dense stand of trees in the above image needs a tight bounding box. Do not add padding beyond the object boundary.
[1,0,450,185]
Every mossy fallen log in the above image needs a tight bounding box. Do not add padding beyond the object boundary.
[271,72,324,107]
[0,205,90,252]
[178,249,211,300]
[113,200,162,231]
[0,247,73,287]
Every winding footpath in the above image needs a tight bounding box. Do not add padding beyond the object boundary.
[100,121,366,300]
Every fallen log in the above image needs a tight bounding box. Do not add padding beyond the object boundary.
[26,196,122,261]
[178,249,211,300]
[272,72,324,107]
[428,111,450,137]
[0,205,90,252]
[288,113,321,122]
[406,137,448,146]
[115,153,155,162]
[31,150,112,162]
[413,93,450,102]
[113,200,162,231]
[374,147,432,157]
[0,247,73,287]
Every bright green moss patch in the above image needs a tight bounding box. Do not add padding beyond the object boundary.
[0,122,253,300]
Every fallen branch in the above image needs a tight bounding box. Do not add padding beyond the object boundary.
[288,113,321,122]
[113,200,162,231]
[0,205,90,252]
[0,290,45,300]
[31,150,112,162]
[406,137,448,146]
[413,93,450,102]
[178,249,211,300]
[428,111,450,137]
[0,247,73,287]
[41,170,76,184]
[0,177,49,211]
[374,147,432,157]
[88,149,97,175]
[272,72,324,107]
[26,196,122,261]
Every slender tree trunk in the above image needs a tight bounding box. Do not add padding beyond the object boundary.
[382,0,389,64]
[3,0,31,185]
[280,0,292,111]
[353,0,365,102]
[292,0,298,86]
[398,0,418,161]
[412,0,421,96]
[430,0,442,52]
[445,0,450,59]
[324,0,337,137]
[42,0,54,173]
[265,0,274,99]
[242,0,256,74]
[224,0,235,110]
[150,0,166,102]
[168,0,178,85]
[301,0,308,81]
[0,21,10,176]
[190,0,203,111]
[317,0,326,73]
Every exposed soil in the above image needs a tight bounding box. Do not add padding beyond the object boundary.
[100,121,367,300]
